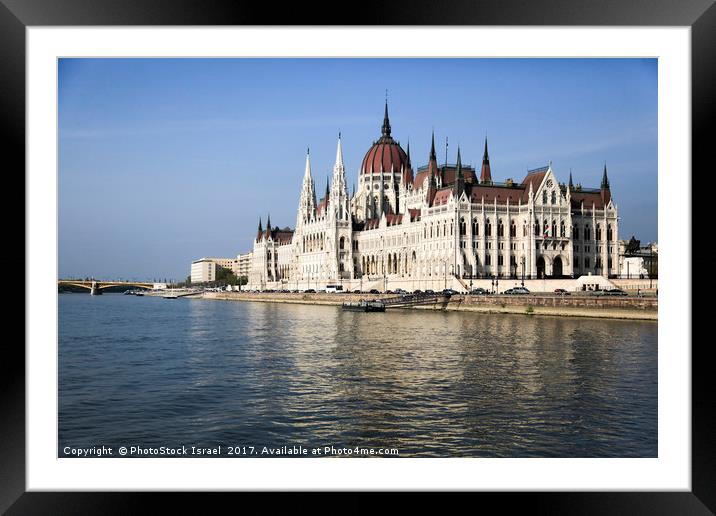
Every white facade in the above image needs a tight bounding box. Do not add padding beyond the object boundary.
[190,259,217,283]
[236,252,253,279]
[247,105,620,291]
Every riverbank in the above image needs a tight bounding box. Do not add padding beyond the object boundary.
[202,291,657,321]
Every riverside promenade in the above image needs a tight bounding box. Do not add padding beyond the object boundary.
[202,291,657,321]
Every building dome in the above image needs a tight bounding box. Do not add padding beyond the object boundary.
[360,102,409,175]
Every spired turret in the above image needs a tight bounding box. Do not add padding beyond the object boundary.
[330,133,350,222]
[480,137,492,184]
[296,148,317,227]
[601,163,612,206]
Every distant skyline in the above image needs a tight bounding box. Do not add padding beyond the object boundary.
[59,58,657,281]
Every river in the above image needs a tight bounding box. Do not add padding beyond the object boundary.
[58,293,657,457]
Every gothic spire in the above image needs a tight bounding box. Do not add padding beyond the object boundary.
[266,213,271,230]
[258,217,262,232]
[334,132,344,170]
[601,163,610,189]
[381,99,391,138]
[304,147,312,178]
[430,130,436,161]
[456,146,463,177]
[406,140,412,168]
[454,145,465,196]
[569,169,574,189]
[480,137,492,184]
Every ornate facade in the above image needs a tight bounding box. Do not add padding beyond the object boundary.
[248,103,620,291]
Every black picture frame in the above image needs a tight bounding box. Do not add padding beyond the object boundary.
[3,0,710,512]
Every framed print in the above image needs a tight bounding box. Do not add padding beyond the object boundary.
[4,0,712,512]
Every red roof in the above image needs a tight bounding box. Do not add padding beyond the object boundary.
[432,188,454,206]
[386,213,403,226]
[570,191,607,210]
[469,185,525,204]
[361,140,409,175]
[521,170,547,193]
[364,218,380,230]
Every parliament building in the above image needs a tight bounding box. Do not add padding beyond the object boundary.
[247,103,620,291]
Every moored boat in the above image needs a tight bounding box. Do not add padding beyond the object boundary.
[341,300,385,312]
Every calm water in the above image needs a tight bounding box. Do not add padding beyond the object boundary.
[59,293,657,457]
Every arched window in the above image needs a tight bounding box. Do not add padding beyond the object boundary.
[459,218,466,236]
[573,225,580,240]
[535,221,540,236]
[560,221,565,237]
[472,219,479,236]
[542,191,548,204]
[486,220,492,237]
[585,225,591,240]
[596,224,602,241]
[551,190,556,204]
[607,224,613,241]
[552,220,557,238]
[510,221,517,238]
[497,220,504,237]
[339,236,345,250]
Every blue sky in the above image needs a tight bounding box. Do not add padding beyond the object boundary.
[59,58,657,282]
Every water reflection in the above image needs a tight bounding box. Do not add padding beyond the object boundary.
[59,295,657,457]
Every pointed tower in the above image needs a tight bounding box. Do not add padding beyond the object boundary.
[454,146,465,197]
[403,140,414,186]
[427,131,440,182]
[256,217,263,241]
[568,169,574,190]
[330,133,350,222]
[327,132,353,281]
[380,99,392,141]
[480,138,492,184]
[600,163,611,205]
[296,148,317,227]
[425,132,439,205]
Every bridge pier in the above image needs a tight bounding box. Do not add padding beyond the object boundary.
[90,281,102,295]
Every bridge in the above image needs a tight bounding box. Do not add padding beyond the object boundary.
[58,280,158,295]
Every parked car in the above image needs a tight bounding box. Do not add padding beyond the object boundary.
[425,289,435,294]
[369,289,380,294]
[394,288,407,294]
[505,287,530,295]
[413,289,422,294]
[469,288,488,295]
[605,289,628,296]
[442,289,459,296]
[554,288,570,295]
[304,289,316,293]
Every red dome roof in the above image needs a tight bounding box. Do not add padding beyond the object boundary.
[361,140,408,175]
[360,101,409,175]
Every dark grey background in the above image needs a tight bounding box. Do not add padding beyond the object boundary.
[4,0,711,512]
